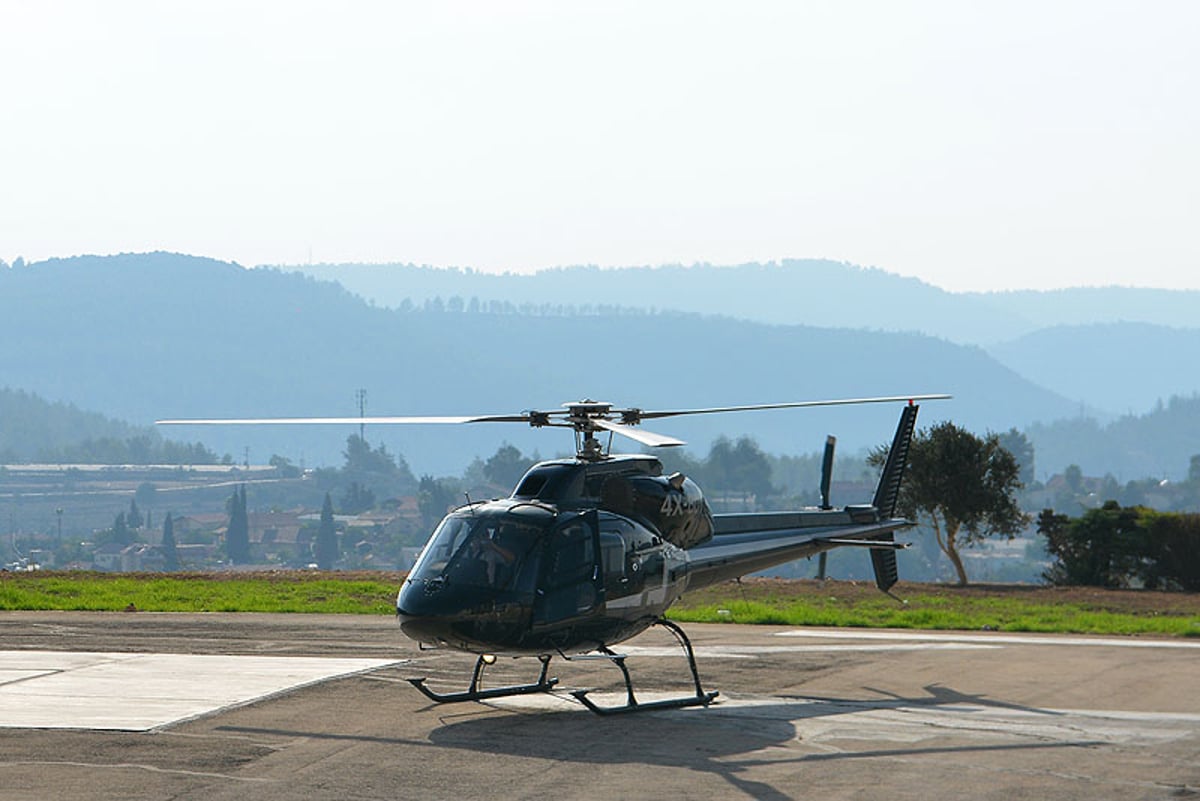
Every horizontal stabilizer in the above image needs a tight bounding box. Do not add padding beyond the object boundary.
[816,537,908,549]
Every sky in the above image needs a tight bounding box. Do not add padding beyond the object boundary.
[2,1,1197,292]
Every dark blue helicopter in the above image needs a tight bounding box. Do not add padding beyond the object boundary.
[160,394,947,714]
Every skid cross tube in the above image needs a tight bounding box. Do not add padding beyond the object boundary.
[408,653,558,704]
[570,619,719,715]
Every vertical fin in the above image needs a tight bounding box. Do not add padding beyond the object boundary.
[868,403,920,595]
[872,403,920,518]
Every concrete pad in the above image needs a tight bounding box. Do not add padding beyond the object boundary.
[1,615,1197,800]
[0,651,400,731]
[487,690,1200,746]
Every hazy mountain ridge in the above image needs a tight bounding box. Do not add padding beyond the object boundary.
[0,387,145,460]
[1029,394,1200,482]
[967,287,1200,333]
[988,322,1200,417]
[0,387,217,464]
[285,259,1032,344]
[284,260,1200,348]
[286,259,1200,418]
[1,253,1078,475]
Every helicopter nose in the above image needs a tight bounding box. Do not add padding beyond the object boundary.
[396,583,455,643]
[396,595,452,642]
[396,612,447,644]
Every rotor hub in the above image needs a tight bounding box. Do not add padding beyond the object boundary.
[563,400,613,419]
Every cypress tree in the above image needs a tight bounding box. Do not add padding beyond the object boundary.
[161,512,180,571]
[315,492,338,570]
[127,499,144,529]
[111,512,131,546]
[226,485,251,564]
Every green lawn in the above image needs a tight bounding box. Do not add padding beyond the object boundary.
[0,571,400,614]
[668,595,1200,636]
[3,572,1198,637]
[668,578,1200,637]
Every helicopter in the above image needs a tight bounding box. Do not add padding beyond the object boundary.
[158,393,949,715]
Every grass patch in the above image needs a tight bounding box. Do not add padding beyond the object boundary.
[0,571,400,614]
[667,578,1200,637]
[3,573,1199,637]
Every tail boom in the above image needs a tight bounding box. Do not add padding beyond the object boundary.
[680,403,922,594]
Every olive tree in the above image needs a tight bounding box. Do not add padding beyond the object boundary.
[880,421,1030,586]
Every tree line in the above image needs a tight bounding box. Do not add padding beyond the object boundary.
[402,295,668,318]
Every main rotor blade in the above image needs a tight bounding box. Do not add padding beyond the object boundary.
[631,394,952,421]
[592,419,686,448]
[156,414,531,426]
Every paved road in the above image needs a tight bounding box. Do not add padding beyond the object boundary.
[1,611,1197,800]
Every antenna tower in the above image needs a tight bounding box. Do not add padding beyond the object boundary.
[356,389,367,441]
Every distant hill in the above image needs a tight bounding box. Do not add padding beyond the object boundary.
[0,253,1078,475]
[283,260,1200,348]
[987,322,1200,417]
[0,387,216,464]
[967,288,1200,336]
[0,388,142,460]
[1029,394,1200,481]
[284,260,1032,344]
[284,261,1200,418]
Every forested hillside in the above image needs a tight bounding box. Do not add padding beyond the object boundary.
[1,253,1075,474]
[286,259,1029,344]
[970,287,1200,334]
[0,388,217,463]
[988,322,1200,416]
[1029,394,1200,481]
[287,260,1200,347]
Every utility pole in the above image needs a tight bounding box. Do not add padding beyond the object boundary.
[356,388,367,441]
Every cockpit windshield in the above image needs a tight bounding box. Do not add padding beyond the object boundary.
[408,513,545,592]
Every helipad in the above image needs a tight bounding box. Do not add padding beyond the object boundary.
[0,614,1197,800]
[0,650,400,730]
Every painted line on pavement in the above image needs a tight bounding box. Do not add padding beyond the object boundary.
[774,629,1200,649]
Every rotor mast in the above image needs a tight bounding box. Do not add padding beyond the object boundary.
[562,400,616,461]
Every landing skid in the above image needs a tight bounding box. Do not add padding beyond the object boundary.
[571,619,719,716]
[408,653,558,704]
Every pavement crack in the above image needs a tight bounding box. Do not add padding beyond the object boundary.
[154,730,291,752]
[2,760,278,783]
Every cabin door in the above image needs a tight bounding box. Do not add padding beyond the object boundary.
[532,511,603,626]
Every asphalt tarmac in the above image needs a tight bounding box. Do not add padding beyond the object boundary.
[1,611,1197,800]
